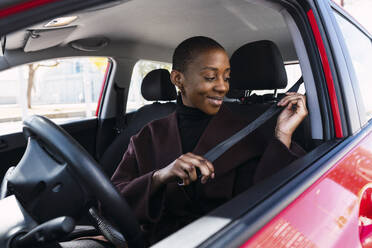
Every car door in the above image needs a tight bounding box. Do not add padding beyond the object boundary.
[194,1,372,247]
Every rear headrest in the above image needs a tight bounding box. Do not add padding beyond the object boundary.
[141,69,177,101]
[230,40,287,90]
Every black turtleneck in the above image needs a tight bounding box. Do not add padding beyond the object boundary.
[176,95,213,154]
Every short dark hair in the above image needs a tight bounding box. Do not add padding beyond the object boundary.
[172,36,225,72]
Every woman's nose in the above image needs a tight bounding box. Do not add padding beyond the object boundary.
[214,77,229,93]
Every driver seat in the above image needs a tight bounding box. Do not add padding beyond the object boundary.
[100,69,177,177]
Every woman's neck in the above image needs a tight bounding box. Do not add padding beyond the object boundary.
[176,94,212,153]
[176,94,211,119]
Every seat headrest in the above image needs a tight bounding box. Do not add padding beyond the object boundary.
[141,69,177,101]
[230,40,287,90]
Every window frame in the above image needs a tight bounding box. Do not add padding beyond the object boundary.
[328,1,372,127]
[95,57,114,118]
[332,5,372,121]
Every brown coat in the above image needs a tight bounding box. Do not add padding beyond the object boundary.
[111,105,305,244]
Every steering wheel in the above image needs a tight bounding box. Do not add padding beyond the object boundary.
[20,115,144,248]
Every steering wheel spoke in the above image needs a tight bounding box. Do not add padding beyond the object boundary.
[89,207,127,247]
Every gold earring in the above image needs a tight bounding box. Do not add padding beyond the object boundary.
[179,86,185,95]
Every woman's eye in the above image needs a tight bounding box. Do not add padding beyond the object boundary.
[205,77,215,81]
[225,77,230,82]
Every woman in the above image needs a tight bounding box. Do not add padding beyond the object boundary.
[111,36,307,245]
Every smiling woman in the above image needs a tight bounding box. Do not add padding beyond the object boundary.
[110,36,307,246]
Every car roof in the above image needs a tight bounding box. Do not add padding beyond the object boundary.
[3,0,297,68]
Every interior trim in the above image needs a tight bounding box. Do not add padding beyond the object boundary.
[152,216,231,248]
[283,10,323,140]
[96,59,113,117]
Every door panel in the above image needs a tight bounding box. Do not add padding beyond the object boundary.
[0,118,98,181]
[0,132,26,180]
[95,116,117,160]
[60,117,98,155]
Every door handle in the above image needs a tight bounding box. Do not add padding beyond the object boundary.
[359,186,372,246]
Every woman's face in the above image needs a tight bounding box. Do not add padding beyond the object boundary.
[172,48,230,115]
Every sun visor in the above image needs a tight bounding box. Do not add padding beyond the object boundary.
[24,26,76,52]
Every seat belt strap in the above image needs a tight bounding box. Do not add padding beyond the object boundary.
[114,84,126,134]
[289,76,303,93]
[203,77,304,162]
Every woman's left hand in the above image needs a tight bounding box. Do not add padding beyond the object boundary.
[276,92,308,148]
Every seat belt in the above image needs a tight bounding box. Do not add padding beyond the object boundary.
[203,76,304,163]
[114,84,126,134]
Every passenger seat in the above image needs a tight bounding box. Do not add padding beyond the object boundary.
[100,69,177,176]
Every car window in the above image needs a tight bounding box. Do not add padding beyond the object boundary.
[126,60,172,113]
[0,57,111,135]
[334,11,372,120]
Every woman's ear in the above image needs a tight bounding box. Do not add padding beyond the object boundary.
[170,70,185,93]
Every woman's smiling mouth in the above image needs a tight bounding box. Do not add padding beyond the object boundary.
[207,96,224,106]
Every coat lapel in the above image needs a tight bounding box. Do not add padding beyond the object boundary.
[160,112,202,211]
[153,111,183,169]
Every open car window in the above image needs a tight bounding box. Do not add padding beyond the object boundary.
[0,57,111,135]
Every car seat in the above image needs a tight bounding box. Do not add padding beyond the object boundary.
[225,40,311,149]
[100,69,177,177]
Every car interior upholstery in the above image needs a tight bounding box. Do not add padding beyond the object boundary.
[99,69,177,177]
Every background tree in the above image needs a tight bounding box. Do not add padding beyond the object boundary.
[27,61,59,108]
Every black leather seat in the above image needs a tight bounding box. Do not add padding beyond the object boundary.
[100,69,177,176]
[226,40,310,149]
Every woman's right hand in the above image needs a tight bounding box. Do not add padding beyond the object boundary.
[153,153,215,186]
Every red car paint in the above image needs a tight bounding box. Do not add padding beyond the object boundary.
[95,61,111,116]
[307,9,343,138]
[242,133,372,248]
